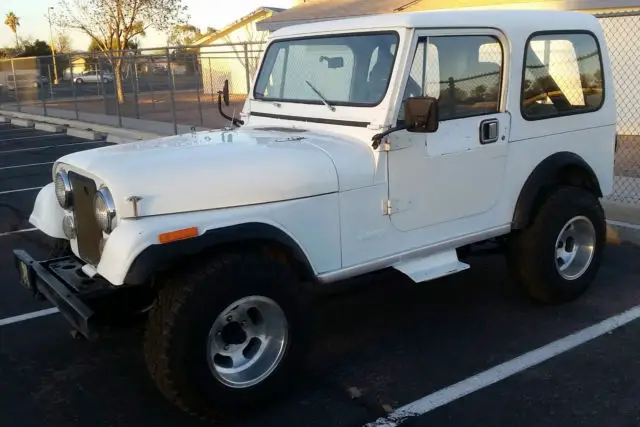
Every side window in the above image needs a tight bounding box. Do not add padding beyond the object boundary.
[521,32,604,120]
[397,35,503,123]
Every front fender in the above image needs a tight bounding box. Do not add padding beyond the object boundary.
[29,183,66,239]
[96,209,321,287]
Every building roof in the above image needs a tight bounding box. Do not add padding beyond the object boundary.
[194,6,286,45]
[256,0,640,31]
[268,8,602,38]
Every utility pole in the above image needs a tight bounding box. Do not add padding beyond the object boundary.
[47,6,59,84]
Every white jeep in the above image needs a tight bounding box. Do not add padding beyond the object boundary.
[14,9,616,420]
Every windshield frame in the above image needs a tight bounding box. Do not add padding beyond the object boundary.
[252,30,401,108]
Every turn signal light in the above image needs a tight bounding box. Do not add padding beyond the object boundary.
[158,227,199,244]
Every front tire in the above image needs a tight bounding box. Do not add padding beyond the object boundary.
[506,186,606,305]
[143,252,309,420]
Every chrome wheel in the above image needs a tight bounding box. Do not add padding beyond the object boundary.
[554,215,596,280]
[206,295,289,389]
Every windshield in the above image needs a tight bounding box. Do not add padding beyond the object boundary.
[253,32,399,107]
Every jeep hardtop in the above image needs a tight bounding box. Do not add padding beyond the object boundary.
[13,8,616,420]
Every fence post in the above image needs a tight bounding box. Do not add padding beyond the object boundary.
[132,57,140,119]
[208,57,215,103]
[11,58,21,112]
[37,57,47,116]
[243,43,251,94]
[102,53,109,116]
[193,54,203,127]
[166,48,178,135]
[69,55,79,120]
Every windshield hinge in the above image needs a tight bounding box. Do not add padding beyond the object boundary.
[367,123,386,131]
[384,199,392,216]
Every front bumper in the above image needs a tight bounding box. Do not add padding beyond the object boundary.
[13,249,121,339]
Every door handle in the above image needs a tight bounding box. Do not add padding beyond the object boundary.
[479,119,499,144]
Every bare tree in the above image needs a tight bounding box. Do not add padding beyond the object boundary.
[53,0,188,103]
[54,32,72,53]
[224,22,268,78]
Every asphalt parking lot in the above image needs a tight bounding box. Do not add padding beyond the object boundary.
[1,120,640,427]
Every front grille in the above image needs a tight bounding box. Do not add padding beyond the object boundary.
[68,172,102,265]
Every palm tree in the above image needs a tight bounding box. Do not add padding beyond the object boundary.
[4,12,20,49]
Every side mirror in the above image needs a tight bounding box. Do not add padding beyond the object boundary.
[223,79,230,106]
[320,56,344,69]
[405,96,439,133]
[217,79,243,127]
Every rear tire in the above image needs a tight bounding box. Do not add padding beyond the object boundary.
[506,186,606,305]
[143,251,310,421]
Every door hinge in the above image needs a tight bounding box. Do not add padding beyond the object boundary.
[383,198,411,215]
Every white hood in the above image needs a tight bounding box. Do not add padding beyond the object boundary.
[54,126,375,218]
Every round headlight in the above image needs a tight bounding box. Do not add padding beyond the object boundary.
[94,187,116,233]
[54,171,72,209]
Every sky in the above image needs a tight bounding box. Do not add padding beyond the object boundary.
[1,0,297,51]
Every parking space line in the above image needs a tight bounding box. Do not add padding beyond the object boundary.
[0,141,102,154]
[0,186,42,195]
[0,161,54,171]
[0,134,59,142]
[0,228,37,238]
[365,304,640,427]
[0,308,59,327]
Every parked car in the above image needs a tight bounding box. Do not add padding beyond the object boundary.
[73,70,114,84]
[5,73,40,90]
[14,8,616,421]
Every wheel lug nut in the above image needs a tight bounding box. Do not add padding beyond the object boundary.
[226,316,232,322]
[224,344,230,351]
[241,321,247,327]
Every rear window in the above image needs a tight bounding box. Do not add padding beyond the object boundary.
[521,32,604,120]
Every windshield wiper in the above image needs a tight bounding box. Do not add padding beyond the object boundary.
[305,80,336,112]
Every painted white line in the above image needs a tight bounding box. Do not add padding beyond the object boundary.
[0,307,59,327]
[607,219,640,231]
[365,304,640,427]
[0,228,37,238]
[0,161,54,171]
[0,134,58,142]
[0,141,101,154]
[0,186,42,195]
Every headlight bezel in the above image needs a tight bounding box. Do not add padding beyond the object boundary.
[94,186,117,233]
[54,170,73,209]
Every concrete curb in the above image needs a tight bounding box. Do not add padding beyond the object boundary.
[0,109,165,143]
[10,118,34,128]
[602,199,640,224]
[34,122,65,133]
[67,128,107,141]
[607,221,640,247]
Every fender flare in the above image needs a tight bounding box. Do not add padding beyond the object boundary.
[512,151,602,229]
[123,222,316,285]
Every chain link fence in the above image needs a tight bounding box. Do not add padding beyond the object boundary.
[595,10,640,207]
[0,13,639,207]
[0,42,266,134]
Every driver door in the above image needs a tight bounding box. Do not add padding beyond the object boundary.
[387,29,510,232]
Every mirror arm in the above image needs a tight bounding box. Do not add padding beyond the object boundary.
[217,91,244,127]
[371,124,407,149]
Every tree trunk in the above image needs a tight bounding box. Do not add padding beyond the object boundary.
[14,32,19,50]
[114,58,125,104]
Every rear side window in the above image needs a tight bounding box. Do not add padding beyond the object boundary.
[521,32,604,120]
